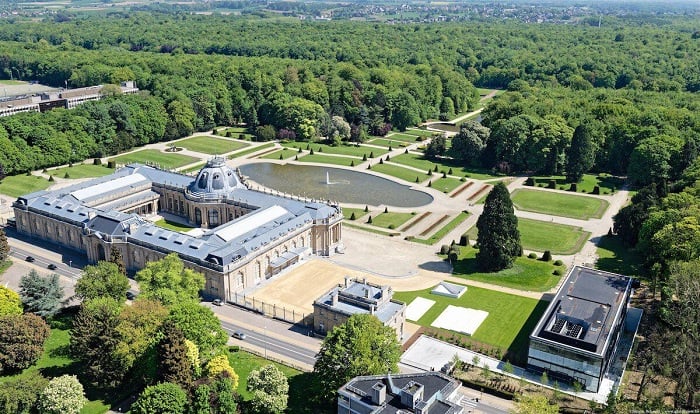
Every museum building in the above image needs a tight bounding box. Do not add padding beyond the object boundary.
[527,266,637,392]
[12,157,343,300]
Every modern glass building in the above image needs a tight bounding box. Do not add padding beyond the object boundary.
[527,266,633,392]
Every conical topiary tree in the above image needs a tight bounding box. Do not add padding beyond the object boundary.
[475,182,522,271]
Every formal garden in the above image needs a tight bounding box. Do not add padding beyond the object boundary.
[175,136,250,155]
[510,188,609,220]
[109,149,199,170]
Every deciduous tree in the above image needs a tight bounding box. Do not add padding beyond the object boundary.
[475,182,522,271]
[512,393,559,414]
[109,247,126,276]
[131,382,187,414]
[205,354,239,388]
[0,371,48,414]
[0,313,50,373]
[19,270,64,317]
[135,253,205,306]
[167,301,228,360]
[0,285,22,316]
[314,314,401,402]
[0,227,9,261]
[75,261,129,302]
[247,364,289,414]
[37,375,86,414]
[450,121,490,166]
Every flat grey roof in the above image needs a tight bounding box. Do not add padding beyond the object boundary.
[531,266,632,355]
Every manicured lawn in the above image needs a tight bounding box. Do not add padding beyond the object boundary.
[596,235,646,278]
[450,246,563,292]
[216,127,255,140]
[466,218,589,255]
[511,188,609,220]
[0,260,11,276]
[411,212,470,245]
[342,207,369,221]
[389,132,428,141]
[393,285,549,364]
[282,142,387,158]
[392,153,501,180]
[0,174,51,197]
[229,142,275,159]
[227,350,301,400]
[367,138,408,148]
[47,164,114,180]
[403,128,435,138]
[176,136,249,155]
[343,222,396,236]
[431,177,463,193]
[180,162,206,174]
[154,219,195,232]
[299,154,359,166]
[371,163,430,183]
[259,148,297,160]
[370,212,416,229]
[110,149,198,170]
[529,173,624,195]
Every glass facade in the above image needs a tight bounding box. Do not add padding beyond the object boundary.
[528,341,602,391]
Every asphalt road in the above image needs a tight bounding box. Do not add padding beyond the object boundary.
[8,243,82,280]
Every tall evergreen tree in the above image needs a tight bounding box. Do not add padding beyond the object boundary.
[109,247,127,276]
[19,270,64,317]
[158,321,194,393]
[565,124,596,183]
[0,227,9,261]
[475,182,522,271]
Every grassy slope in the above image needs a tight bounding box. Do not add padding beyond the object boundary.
[47,164,114,180]
[0,175,51,197]
[110,149,198,169]
[299,153,358,166]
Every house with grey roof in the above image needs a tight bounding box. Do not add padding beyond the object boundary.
[527,266,637,392]
[313,277,405,339]
[12,157,343,300]
[338,372,464,414]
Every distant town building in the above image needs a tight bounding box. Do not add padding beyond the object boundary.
[313,277,405,339]
[12,157,343,300]
[338,372,464,414]
[527,266,639,392]
[0,81,138,117]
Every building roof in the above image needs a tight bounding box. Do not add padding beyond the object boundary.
[14,161,340,273]
[531,266,632,356]
[314,278,405,324]
[340,372,462,414]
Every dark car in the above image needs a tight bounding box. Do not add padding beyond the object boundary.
[126,291,137,301]
[25,256,35,263]
[47,263,57,270]
[212,299,223,306]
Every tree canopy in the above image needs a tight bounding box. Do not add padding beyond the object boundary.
[37,375,86,414]
[135,253,205,306]
[247,364,289,414]
[75,261,130,302]
[0,285,22,316]
[476,182,522,271]
[313,314,401,402]
[19,270,64,317]
[0,313,50,374]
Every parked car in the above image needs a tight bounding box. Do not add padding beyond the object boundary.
[232,331,246,340]
[25,256,35,262]
[126,291,137,301]
[212,299,223,306]
[47,263,57,270]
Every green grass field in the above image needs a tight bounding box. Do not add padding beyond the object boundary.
[394,285,549,365]
[450,246,563,291]
[0,174,51,197]
[370,212,416,229]
[403,129,435,138]
[411,212,470,245]
[367,138,408,148]
[343,222,397,236]
[431,176,463,193]
[299,154,359,166]
[47,164,114,180]
[342,207,369,220]
[529,173,623,195]
[596,235,646,278]
[391,153,501,180]
[389,132,427,141]
[176,136,249,155]
[282,142,387,158]
[154,219,195,232]
[110,149,198,170]
[371,163,430,183]
[511,188,609,220]
[229,142,275,159]
[216,127,255,140]
[227,350,301,400]
[259,148,298,160]
[465,218,589,255]
[180,162,206,174]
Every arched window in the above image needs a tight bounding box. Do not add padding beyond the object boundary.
[254,261,261,283]
[208,210,219,227]
[195,208,202,225]
[237,272,244,287]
